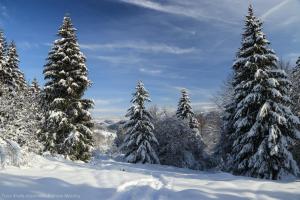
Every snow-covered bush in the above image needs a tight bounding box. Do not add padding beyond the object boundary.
[0,139,6,167]
[154,116,207,170]
[0,85,43,154]
[93,129,117,154]
[0,138,32,168]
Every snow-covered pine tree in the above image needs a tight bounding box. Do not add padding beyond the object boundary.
[42,15,94,161]
[176,89,193,120]
[0,31,13,89]
[291,57,300,116]
[229,5,300,180]
[290,57,300,167]
[6,41,27,91]
[122,81,160,164]
[176,89,199,129]
[30,78,41,95]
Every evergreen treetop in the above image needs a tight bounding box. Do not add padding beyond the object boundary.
[30,78,41,94]
[176,89,199,130]
[6,41,27,90]
[176,89,194,120]
[0,31,12,88]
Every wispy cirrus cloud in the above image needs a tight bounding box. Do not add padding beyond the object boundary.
[17,41,41,50]
[260,0,300,28]
[0,4,9,25]
[0,5,8,18]
[120,0,300,29]
[92,108,125,117]
[92,98,126,118]
[94,98,125,106]
[119,0,239,25]
[172,86,214,99]
[191,102,217,112]
[139,67,162,75]
[93,55,142,65]
[81,41,196,55]
[261,0,290,20]
[138,66,186,79]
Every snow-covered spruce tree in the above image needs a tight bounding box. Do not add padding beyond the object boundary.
[222,4,272,171]
[291,57,300,117]
[176,89,199,130]
[42,15,93,161]
[122,81,160,164]
[0,31,13,89]
[6,41,27,91]
[30,78,41,95]
[290,57,300,167]
[176,89,193,119]
[229,5,299,179]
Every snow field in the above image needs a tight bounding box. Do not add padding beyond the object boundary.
[0,155,299,200]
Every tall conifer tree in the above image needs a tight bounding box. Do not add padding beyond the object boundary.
[229,5,299,179]
[291,57,300,116]
[42,15,93,161]
[290,57,300,167]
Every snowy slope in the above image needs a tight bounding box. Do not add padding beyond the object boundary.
[0,155,299,200]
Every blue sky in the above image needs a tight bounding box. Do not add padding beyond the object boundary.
[0,0,300,119]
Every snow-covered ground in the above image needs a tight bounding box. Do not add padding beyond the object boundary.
[0,155,299,200]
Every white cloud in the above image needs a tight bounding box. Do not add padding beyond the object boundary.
[91,108,126,120]
[92,108,125,113]
[261,0,290,20]
[94,55,142,65]
[120,0,300,30]
[139,66,186,79]
[172,86,213,98]
[93,115,124,121]
[18,41,41,50]
[94,98,125,106]
[119,0,239,25]
[259,0,300,28]
[92,98,127,119]
[139,67,162,75]
[81,41,196,55]
[191,102,217,112]
[173,86,187,91]
[0,5,8,18]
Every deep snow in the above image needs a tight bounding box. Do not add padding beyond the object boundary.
[0,155,299,200]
